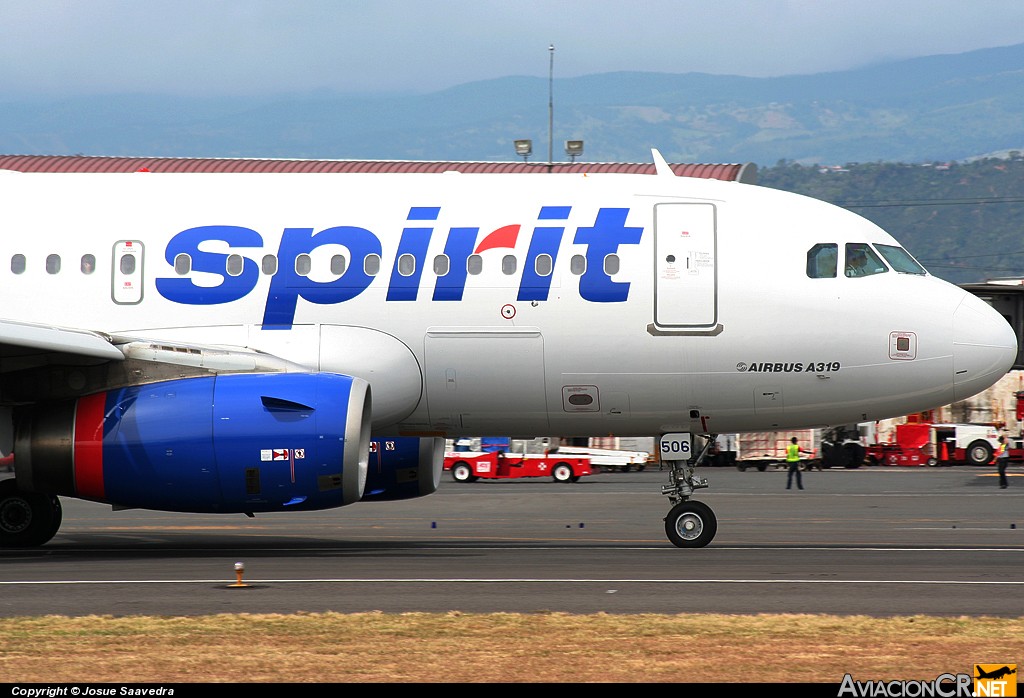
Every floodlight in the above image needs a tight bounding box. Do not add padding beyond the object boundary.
[514,139,533,161]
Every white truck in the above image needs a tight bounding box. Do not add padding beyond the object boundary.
[553,445,651,472]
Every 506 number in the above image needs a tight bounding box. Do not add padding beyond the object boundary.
[660,433,692,459]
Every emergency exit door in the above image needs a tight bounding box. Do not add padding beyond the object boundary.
[112,240,144,305]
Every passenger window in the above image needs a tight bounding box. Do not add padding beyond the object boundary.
[11,254,25,275]
[331,254,347,276]
[467,254,482,276]
[502,255,517,275]
[364,254,381,276]
[604,254,620,276]
[295,254,311,276]
[81,254,96,274]
[844,243,887,278]
[46,254,61,274]
[398,253,416,277]
[261,254,277,275]
[433,254,450,276]
[174,253,191,275]
[226,254,244,277]
[535,253,553,277]
[570,254,586,275]
[119,254,136,275]
[806,243,838,278]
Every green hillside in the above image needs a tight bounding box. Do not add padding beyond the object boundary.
[760,155,1024,284]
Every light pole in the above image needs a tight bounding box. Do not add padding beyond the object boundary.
[548,44,554,168]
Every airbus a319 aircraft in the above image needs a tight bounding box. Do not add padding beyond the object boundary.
[0,151,1015,548]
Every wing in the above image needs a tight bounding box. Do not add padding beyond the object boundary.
[0,317,307,409]
[0,318,124,362]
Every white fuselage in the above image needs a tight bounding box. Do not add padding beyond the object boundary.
[0,169,1015,438]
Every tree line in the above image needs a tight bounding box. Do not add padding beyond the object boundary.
[759,155,1024,284]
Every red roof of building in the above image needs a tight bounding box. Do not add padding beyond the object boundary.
[0,155,757,183]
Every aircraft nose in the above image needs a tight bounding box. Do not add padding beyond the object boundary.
[952,292,1018,401]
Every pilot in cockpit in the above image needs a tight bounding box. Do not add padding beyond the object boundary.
[845,249,868,277]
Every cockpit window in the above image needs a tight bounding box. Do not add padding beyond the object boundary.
[806,243,838,278]
[874,244,926,275]
[844,243,887,278]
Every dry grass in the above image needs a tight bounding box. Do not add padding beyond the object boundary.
[1,612,1021,683]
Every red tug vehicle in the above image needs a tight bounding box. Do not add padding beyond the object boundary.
[443,449,593,483]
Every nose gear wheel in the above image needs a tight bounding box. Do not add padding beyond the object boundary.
[660,433,717,548]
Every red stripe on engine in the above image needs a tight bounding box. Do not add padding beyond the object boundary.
[74,392,106,499]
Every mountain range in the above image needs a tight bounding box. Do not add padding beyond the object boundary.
[4,42,1024,166]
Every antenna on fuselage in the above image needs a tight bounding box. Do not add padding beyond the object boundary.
[652,149,674,177]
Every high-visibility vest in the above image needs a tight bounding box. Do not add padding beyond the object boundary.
[787,443,801,462]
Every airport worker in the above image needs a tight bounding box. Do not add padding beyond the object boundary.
[786,437,808,490]
[996,435,1010,489]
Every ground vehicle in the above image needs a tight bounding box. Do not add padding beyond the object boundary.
[459,436,651,473]
[819,425,869,468]
[864,422,1000,466]
[727,425,868,470]
[443,450,593,482]
[553,445,650,472]
[1003,390,1024,461]
[726,431,820,471]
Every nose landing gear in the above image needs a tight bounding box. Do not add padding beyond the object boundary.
[660,433,717,548]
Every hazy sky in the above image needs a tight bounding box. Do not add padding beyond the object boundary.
[3,0,1024,97]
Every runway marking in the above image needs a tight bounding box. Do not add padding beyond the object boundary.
[489,492,1024,497]
[3,545,1023,553]
[0,578,1022,586]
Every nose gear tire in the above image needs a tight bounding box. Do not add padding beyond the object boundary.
[664,500,717,548]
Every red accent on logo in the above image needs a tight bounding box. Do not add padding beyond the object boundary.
[474,224,520,254]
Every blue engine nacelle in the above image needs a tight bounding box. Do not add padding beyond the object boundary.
[362,437,444,502]
[13,373,371,513]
